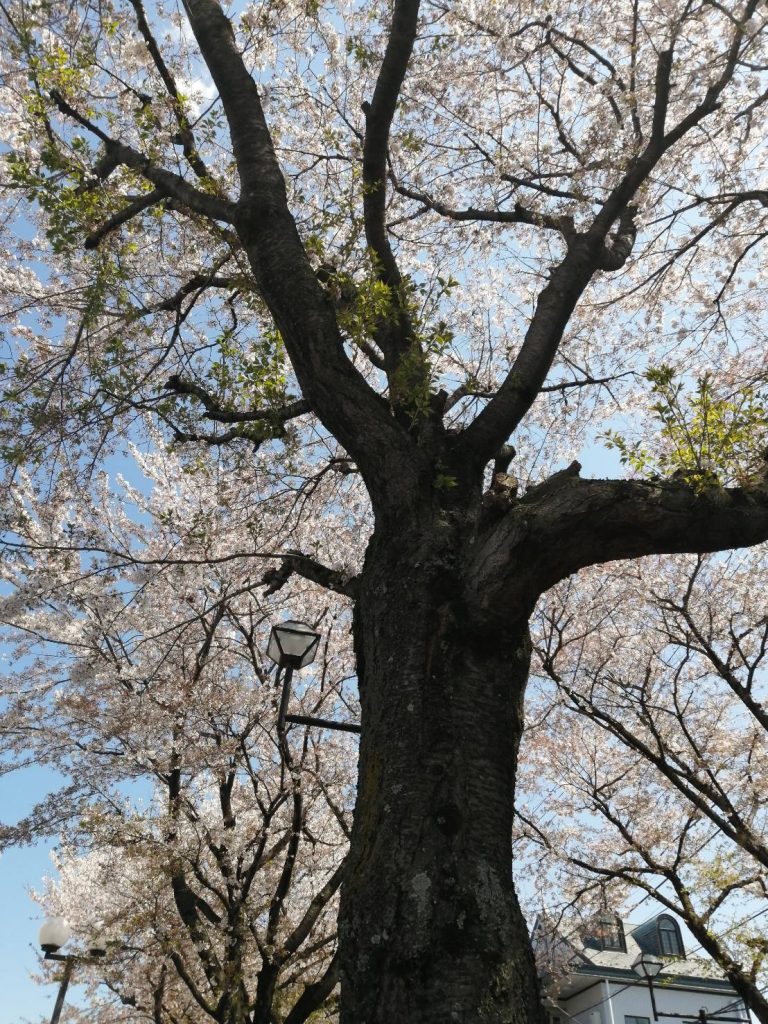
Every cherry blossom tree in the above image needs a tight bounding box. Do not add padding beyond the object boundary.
[521,551,768,1021]
[1,447,359,1022]
[1,0,767,1020]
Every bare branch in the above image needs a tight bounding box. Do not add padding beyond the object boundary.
[362,0,421,289]
[163,375,311,427]
[262,550,359,600]
[392,180,576,240]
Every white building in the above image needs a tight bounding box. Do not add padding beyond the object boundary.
[533,912,750,1024]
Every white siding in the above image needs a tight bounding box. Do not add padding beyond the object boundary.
[560,977,748,1024]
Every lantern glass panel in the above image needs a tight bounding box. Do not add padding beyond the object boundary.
[632,952,664,979]
[267,621,320,668]
[266,629,283,665]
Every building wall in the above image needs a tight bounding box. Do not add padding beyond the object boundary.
[560,977,748,1024]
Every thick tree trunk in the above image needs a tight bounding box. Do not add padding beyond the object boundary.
[339,522,544,1024]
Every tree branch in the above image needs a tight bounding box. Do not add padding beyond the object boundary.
[181,0,285,204]
[147,271,242,315]
[261,550,359,600]
[168,422,278,449]
[283,950,340,1024]
[392,180,576,240]
[469,471,768,623]
[178,1,417,498]
[128,0,210,179]
[84,189,165,249]
[549,671,768,870]
[169,950,218,1017]
[455,0,760,468]
[362,0,420,290]
[281,860,345,960]
[455,239,599,466]
[164,374,311,427]
[49,90,235,223]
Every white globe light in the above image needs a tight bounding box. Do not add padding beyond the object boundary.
[39,917,72,953]
[88,932,108,957]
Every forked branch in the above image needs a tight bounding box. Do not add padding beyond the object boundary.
[50,90,235,223]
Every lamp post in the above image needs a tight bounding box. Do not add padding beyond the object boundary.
[266,620,361,737]
[39,917,108,1024]
[631,954,747,1024]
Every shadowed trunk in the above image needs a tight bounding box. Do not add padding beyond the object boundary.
[339,517,544,1024]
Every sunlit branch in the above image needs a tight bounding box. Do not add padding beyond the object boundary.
[163,374,311,427]
[49,90,236,223]
[127,0,210,180]
[181,0,285,204]
[84,189,165,249]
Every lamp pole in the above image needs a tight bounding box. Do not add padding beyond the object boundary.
[49,959,74,1024]
[646,975,660,1022]
[39,917,109,1024]
[277,662,295,739]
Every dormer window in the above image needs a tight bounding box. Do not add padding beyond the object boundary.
[657,915,684,957]
[596,913,626,953]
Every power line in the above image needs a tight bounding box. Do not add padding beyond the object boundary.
[685,904,768,958]
[715,983,768,1017]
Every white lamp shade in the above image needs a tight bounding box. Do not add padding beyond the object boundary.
[266,620,320,668]
[632,951,664,979]
[88,934,108,956]
[39,916,72,952]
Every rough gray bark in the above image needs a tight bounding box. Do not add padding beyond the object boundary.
[342,505,543,1024]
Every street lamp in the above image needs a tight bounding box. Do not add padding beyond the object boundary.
[39,917,72,955]
[631,954,746,1024]
[632,952,666,1021]
[633,952,665,979]
[266,620,361,737]
[267,619,322,671]
[39,917,109,1024]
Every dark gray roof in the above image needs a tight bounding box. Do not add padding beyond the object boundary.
[534,913,735,990]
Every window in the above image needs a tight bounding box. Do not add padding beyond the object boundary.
[625,1016,651,1024]
[596,913,626,953]
[657,915,684,957]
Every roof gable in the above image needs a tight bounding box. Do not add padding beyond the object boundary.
[535,912,731,988]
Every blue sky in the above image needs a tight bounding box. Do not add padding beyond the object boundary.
[0,765,87,1024]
